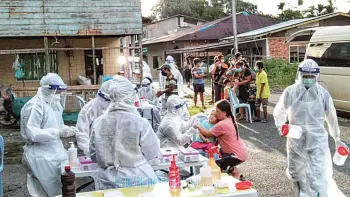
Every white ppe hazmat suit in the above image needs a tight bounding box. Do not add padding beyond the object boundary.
[273,59,347,197]
[21,73,68,197]
[157,95,200,148]
[90,75,160,190]
[139,78,161,130]
[140,78,157,105]
[74,80,113,155]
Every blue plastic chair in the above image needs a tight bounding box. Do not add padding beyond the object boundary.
[0,135,4,197]
[228,89,252,123]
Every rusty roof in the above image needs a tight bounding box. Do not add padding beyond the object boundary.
[143,13,281,45]
[0,0,142,37]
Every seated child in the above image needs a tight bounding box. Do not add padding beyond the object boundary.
[190,110,218,151]
[248,79,257,118]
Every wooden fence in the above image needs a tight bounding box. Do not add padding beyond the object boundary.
[12,85,100,101]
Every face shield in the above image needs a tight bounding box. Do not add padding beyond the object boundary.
[42,84,68,108]
[97,90,111,102]
[141,78,152,91]
[296,59,320,89]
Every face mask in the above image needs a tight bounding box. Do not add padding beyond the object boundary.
[161,70,167,76]
[254,66,259,72]
[302,78,316,88]
[236,68,242,73]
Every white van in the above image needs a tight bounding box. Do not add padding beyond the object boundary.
[287,26,350,112]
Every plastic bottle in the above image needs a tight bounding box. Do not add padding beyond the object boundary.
[207,147,221,184]
[169,154,180,189]
[281,124,302,139]
[200,162,213,186]
[61,166,76,197]
[134,92,140,107]
[68,142,77,167]
[333,146,349,166]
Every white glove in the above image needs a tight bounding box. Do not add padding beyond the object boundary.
[60,125,76,138]
[192,117,201,129]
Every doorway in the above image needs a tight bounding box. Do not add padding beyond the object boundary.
[84,50,103,84]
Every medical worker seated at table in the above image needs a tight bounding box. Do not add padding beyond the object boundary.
[74,80,114,156]
[139,77,161,131]
[157,95,201,148]
[273,59,348,197]
[90,75,161,190]
[21,73,75,197]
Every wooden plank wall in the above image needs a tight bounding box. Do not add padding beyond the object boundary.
[0,0,142,37]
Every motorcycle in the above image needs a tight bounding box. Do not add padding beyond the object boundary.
[0,86,19,126]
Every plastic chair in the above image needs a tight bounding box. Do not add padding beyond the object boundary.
[0,135,4,197]
[228,89,252,123]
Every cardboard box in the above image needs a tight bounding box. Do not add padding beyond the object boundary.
[160,148,179,163]
[79,156,98,171]
[179,147,200,163]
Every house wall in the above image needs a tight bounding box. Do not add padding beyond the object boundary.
[144,16,203,39]
[0,37,120,86]
[146,42,184,77]
[0,0,142,37]
[268,37,307,60]
[268,15,350,61]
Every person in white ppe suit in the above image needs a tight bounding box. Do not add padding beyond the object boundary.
[139,77,162,130]
[139,77,157,105]
[157,95,200,148]
[74,80,114,155]
[21,73,73,197]
[159,56,184,115]
[273,59,348,197]
[90,75,161,190]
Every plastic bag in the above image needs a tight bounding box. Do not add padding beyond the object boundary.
[78,76,92,85]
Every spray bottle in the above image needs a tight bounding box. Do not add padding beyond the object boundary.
[68,142,77,167]
[200,162,212,186]
[168,154,180,189]
[207,146,222,184]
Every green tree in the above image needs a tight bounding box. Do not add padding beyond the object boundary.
[223,0,258,14]
[278,9,304,20]
[277,2,285,11]
[302,0,336,17]
[316,4,326,15]
[324,0,336,14]
[151,0,258,21]
[303,5,317,17]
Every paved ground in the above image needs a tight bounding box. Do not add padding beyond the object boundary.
[1,89,350,197]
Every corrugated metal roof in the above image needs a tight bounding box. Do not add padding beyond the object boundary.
[222,12,350,40]
[0,0,142,37]
[143,13,281,45]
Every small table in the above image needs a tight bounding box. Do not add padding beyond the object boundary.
[56,174,258,197]
[61,155,208,178]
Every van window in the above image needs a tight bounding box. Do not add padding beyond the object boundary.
[307,42,350,67]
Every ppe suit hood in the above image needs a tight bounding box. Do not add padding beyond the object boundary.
[107,75,139,116]
[39,73,66,104]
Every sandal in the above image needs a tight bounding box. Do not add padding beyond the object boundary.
[239,175,246,181]
[261,119,268,123]
[252,119,261,122]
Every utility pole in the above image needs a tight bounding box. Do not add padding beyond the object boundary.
[232,0,238,54]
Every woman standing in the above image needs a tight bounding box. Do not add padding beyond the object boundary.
[184,59,192,88]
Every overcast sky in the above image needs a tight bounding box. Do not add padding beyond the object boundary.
[141,0,350,17]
